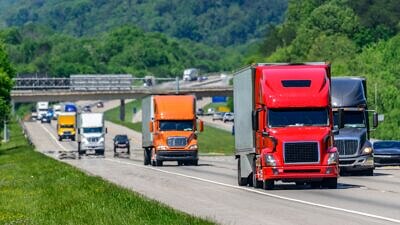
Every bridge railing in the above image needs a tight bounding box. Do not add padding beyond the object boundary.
[13,77,70,90]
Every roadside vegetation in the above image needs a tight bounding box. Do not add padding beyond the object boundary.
[250,0,400,140]
[104,103,235,155]
[0,120,215,225]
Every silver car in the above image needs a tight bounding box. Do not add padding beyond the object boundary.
[223,112,234,123]
[212,112,224,121]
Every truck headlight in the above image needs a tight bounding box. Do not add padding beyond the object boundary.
[189,144,198,150]
[156,145,168,150]
[265,154,277,166]
[362,146,373,155]
[327,152,338,165]
[99,137,104,144]
[82,138,89,144]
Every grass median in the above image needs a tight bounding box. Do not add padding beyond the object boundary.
[104,103,234,155]
[0,121,215,225]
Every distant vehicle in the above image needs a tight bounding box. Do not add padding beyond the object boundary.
[96,101,104,108]
[31,108,37,120]
[183,68,199,81]
[36,101,49,120]
[143,75,156,87]
[223,112,234,123]
[77,113,106,156]
[197,76,208,82]
[196,108,204,116]
[373,141,400,167]
[40,109,52,123]
[113,134,130,155]
[57,112,76,141]
[207,108,215,115]
[212,112,224,121]
[63,103,77,113]
[53,104,61,119]
[83,105,91,112]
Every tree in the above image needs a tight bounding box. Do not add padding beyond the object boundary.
[0,42,15,123]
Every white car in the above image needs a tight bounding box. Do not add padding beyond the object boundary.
[223,112,234,123]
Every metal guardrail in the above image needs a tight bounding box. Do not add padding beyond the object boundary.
[13,77,70,90]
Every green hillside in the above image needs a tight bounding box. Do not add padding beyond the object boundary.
[0,24,241,76]
[250,0,400,140]
[0,0,287,47]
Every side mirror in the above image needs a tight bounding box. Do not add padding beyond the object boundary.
[149,121,154,132]
[198,120,204,132]
[252,110,259,131]
[373,112,379,128]
[338,109,345,129]
[333,129,339,135]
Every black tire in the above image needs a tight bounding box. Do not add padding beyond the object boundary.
[364,169,374,176]
[252,160,262,188]
[192,159,199,166]
[113,146,116,154]
[77,142,83,159]
[322,178,338,189]
[127,147,130,155]
[144,148,150,165]
[96,150,105,156]
[156,160,163,167]
[178,161,184,166]
[58,136,62,141]
[237,158,248,186]
[263,180,274,190]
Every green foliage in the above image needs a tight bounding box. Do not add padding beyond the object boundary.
[0,121,215,225]
[0,0,288,47]
[1,25,240,76]
[254,0,400,139]
[0,41,15,122]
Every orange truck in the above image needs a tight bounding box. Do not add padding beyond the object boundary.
[142,95,204,166]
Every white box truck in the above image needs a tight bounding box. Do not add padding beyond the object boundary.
[77,113,106,156]
[36,101,49,120]
[183,68,199,81]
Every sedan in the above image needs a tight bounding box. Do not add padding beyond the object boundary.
[223,112,234,123]
[373,140,400,167]
[212,112,224,121]
[113,134,130,155]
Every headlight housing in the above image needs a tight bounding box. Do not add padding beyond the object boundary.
[327,152,338,165]
[189,144,198,150]
[362,146,373,155]
[156,145,168,150]
[265,154,277,166]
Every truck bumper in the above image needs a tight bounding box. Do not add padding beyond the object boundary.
[81,144,104,151]
[339,154,374,172]
[261,165,338,181]
[60,134,74,140]
[156,150,198,161]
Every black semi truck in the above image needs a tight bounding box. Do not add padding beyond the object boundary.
[331,77,378,175]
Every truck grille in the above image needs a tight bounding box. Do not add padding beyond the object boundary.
[88,137,99,142]
[284,142,319,164]
[334,139,358,156]
[63,131,71,135]
[167,137,187,147]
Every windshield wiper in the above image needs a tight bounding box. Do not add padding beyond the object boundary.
[288,123,304,127]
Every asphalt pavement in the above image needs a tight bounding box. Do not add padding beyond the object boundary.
[23,117,400,225]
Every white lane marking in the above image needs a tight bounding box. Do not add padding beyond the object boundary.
[105,158,400,224]
[40,123,69,152]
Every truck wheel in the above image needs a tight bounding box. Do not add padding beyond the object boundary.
[310,181,321,189]
[191,159,199,166]
[144,148,150,165]
[71,136,75,141]
[322,178,338,189]
[58,136,62,141]
[96,150,105,156]
[127,147,130,155]
[252,162,263,188]
[263,180,274,190]
[156,160,163,167]
[364,169,374,176]
[237,158,248,186]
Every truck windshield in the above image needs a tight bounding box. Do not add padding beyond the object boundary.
[268,108,329,127]
[61,124,74,128]
[83,127,103,133]
[333,111,366,128]
[159,120,193,131]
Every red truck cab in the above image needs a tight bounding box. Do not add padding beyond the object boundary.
[234,63,339,189]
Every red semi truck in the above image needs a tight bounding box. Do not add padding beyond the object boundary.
[234,63,339,189]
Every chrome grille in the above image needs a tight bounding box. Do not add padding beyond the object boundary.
[334,139,358,156]
[88,137,99,142]
[284,142,319,163]
[167,137,187,147]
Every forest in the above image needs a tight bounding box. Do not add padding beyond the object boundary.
[252,0,400,139]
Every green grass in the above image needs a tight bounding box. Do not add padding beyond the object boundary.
[104,100,142,132]
[0,121,215,225]
[197,125,234,155]
[104,102,234,155]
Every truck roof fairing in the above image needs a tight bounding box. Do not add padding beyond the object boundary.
[331,77,366,108]
[154,95,195,120]
[259,66,330,108]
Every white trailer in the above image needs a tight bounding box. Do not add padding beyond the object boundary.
[36,101,49,120]
[183,68,199,81]
[77,113,106,157]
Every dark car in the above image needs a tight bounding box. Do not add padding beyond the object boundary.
[113,134,130,155]
[196,108,204,116]
[373,141,400,167]
[96,101,104,108]
[83,105,91,112]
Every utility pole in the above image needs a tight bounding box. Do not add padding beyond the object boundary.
[3,119,8,143]
[374,83,377,111]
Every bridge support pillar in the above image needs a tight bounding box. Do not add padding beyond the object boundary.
[120,99,125,121]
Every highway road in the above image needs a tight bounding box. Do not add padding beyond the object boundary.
[22,115,400,225]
